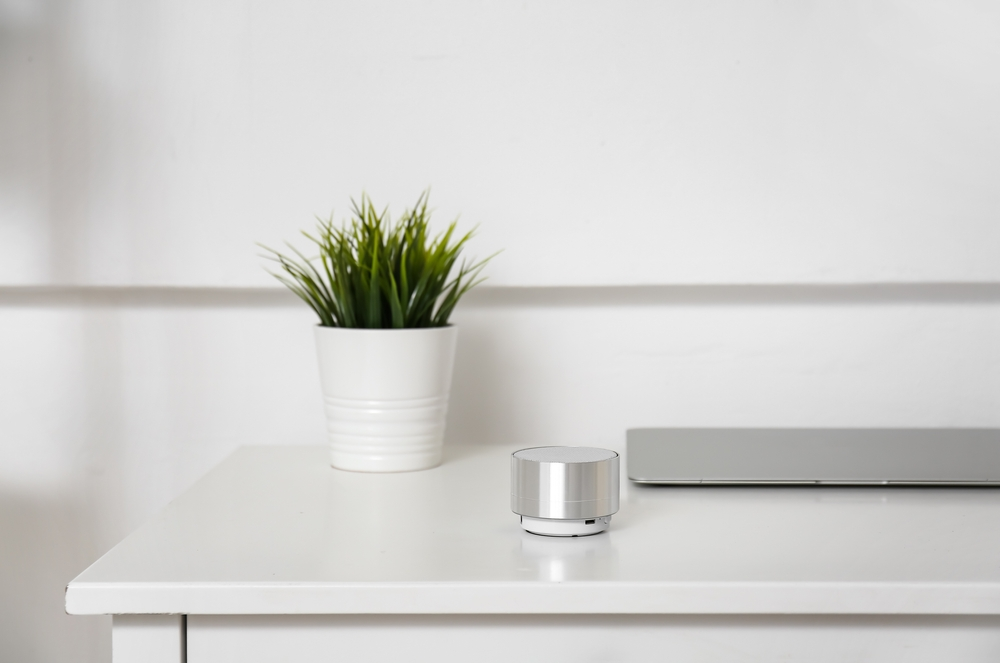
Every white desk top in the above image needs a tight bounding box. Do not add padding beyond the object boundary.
[67,445,1000,615]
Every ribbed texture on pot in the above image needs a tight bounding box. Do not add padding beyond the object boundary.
[325,395,448,472]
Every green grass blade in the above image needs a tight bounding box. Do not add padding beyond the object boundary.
[258,190,494,328]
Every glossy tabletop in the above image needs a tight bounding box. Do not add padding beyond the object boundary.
[66,445,1000,615]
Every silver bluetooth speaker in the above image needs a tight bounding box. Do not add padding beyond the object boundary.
[510,446,620,536]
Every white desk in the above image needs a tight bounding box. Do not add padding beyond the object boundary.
[67,445,1000,662]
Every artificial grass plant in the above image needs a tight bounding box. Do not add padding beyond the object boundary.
[260,192,492,328]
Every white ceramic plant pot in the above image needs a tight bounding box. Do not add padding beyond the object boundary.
[315,325,458,472]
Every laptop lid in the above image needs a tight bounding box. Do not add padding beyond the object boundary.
[627,428,1000,485]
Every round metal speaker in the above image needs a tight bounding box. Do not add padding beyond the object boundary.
[510,446,620,537]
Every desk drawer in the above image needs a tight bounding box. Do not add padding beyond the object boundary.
[188,614,1000,663]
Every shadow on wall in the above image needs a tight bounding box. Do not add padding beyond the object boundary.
[445,315,510,447]
[446,307,552,448]
[0,1,52,283]
[0,0,135,285]
[0,302,127,663]
[0,489,110,662]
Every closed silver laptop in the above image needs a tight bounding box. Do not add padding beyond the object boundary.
[627,428,1000,485]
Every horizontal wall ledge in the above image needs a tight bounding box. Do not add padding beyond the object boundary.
[2,283,1000,309]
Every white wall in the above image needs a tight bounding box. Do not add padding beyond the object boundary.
[3,0,1000,286]
[2,2,1000,662]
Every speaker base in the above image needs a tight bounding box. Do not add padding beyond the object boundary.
[520,515,611,537]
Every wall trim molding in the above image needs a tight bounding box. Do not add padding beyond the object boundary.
[2,283,1000,308]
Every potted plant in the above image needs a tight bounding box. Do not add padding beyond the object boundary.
[261,192,492,472]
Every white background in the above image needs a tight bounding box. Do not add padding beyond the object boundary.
[4,0,1000,287]
[2,1,999,661]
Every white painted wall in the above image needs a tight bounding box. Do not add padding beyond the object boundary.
[3,1,1000,286]
[2,2,1000,662]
